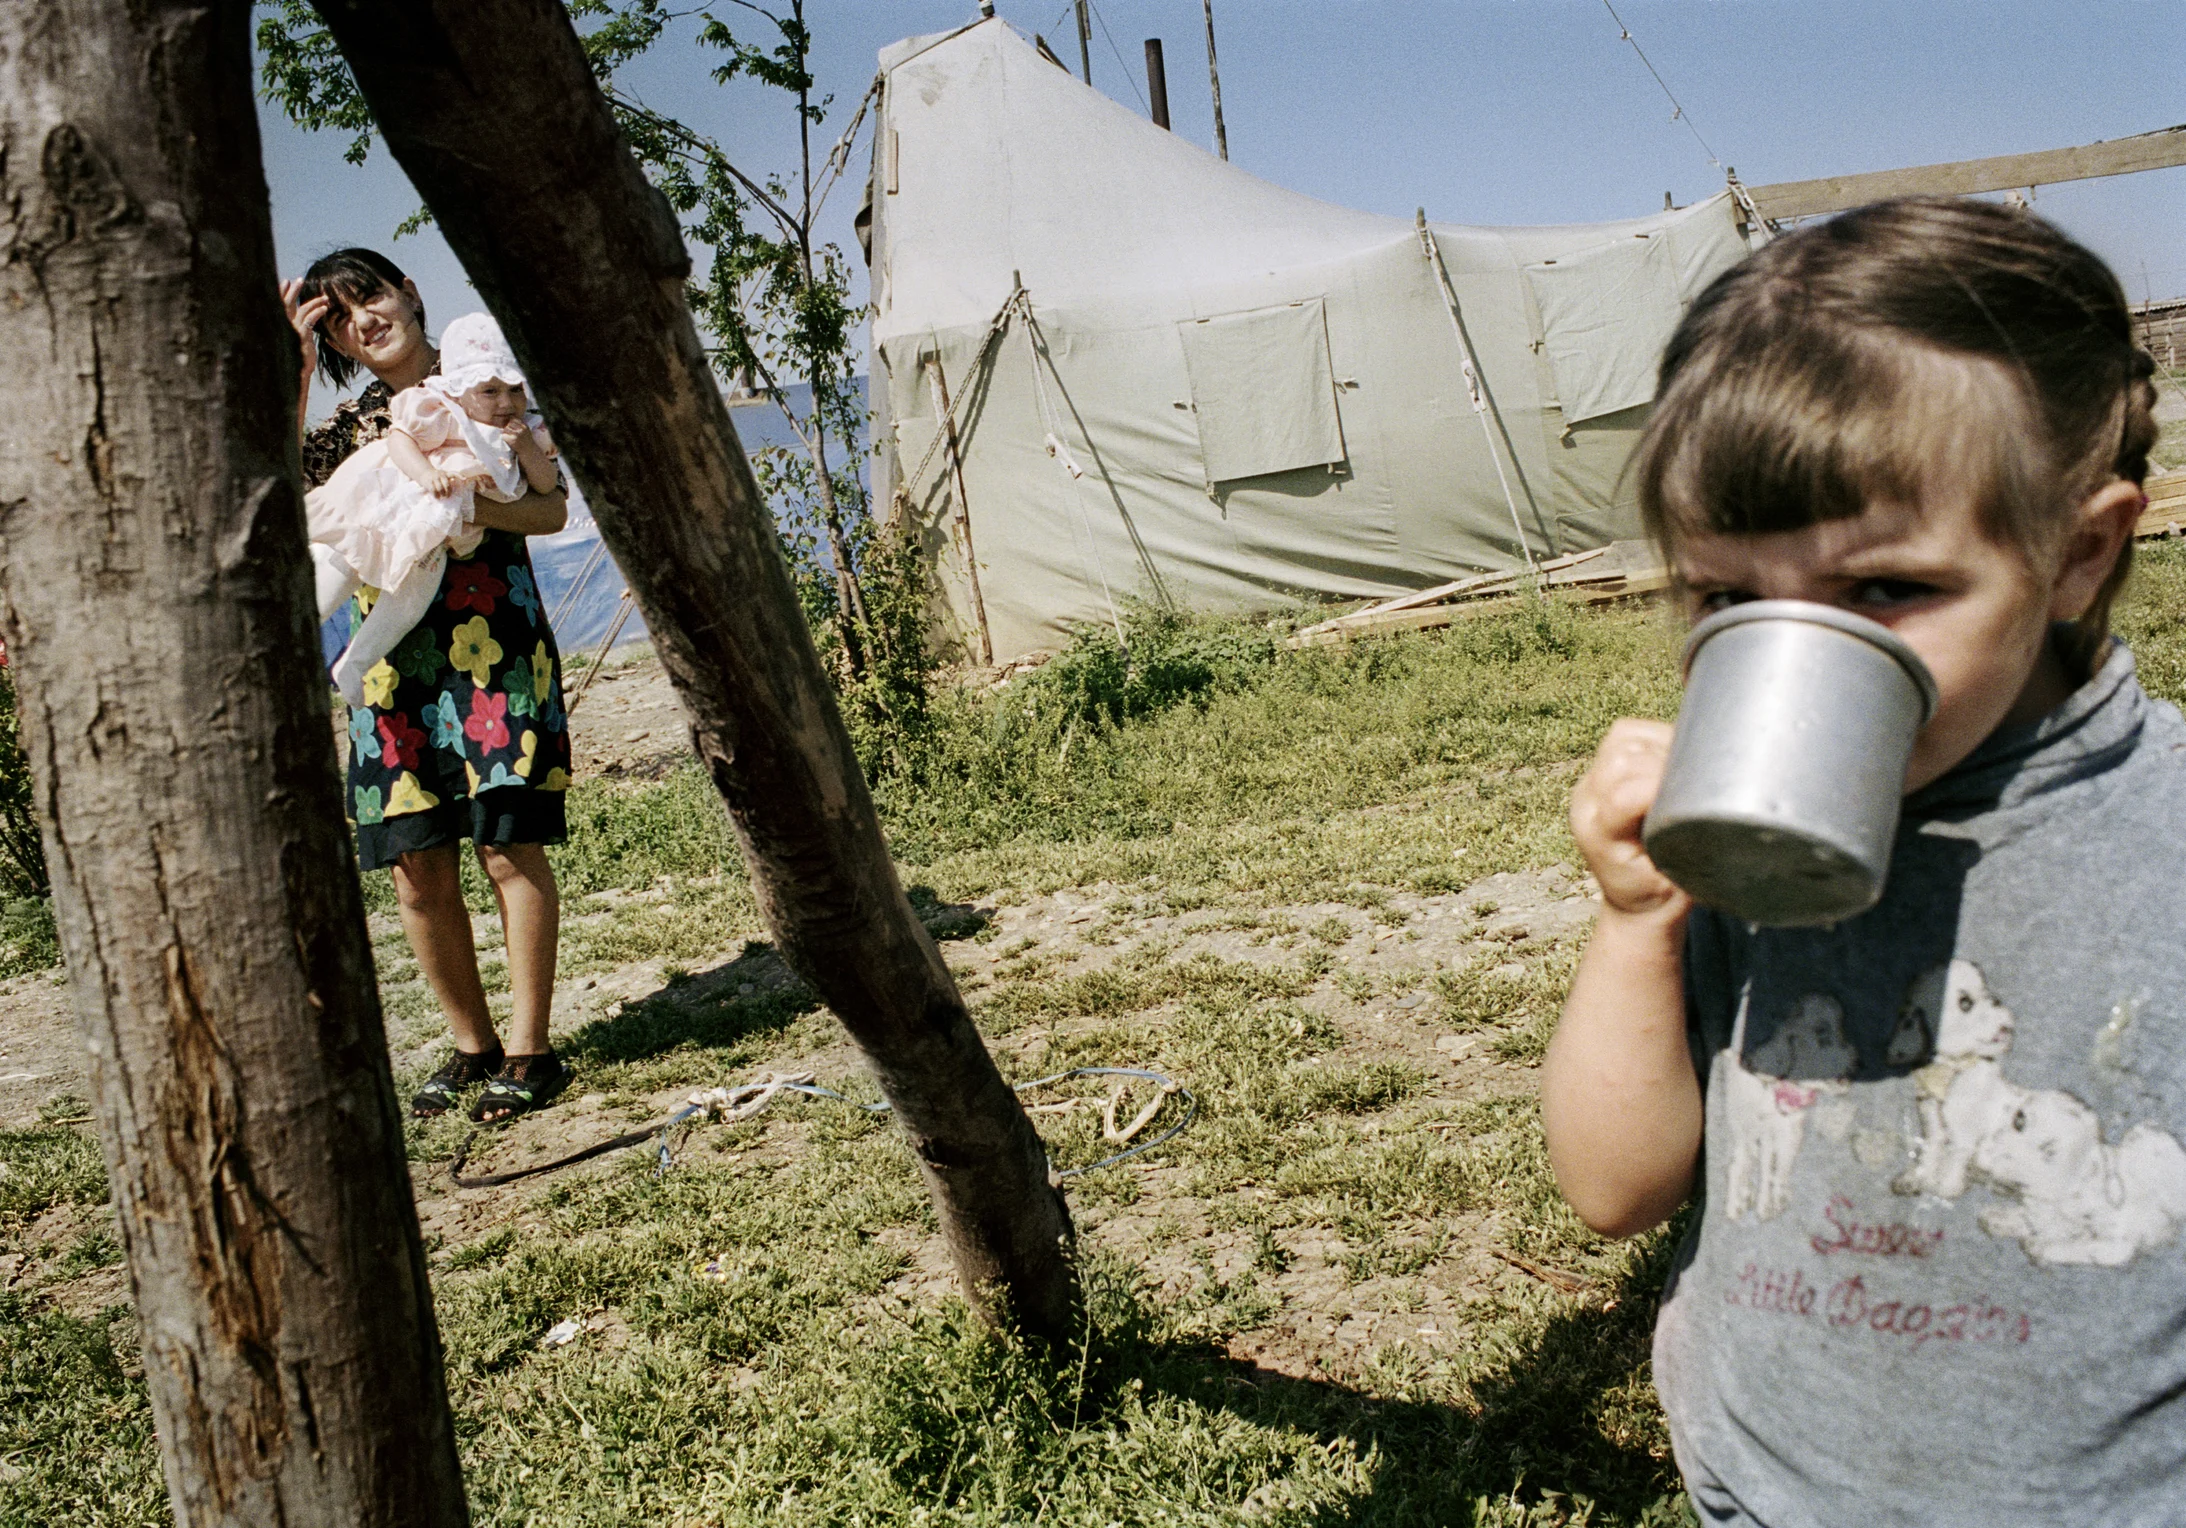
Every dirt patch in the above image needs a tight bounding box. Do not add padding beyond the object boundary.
[559,644,698,780]
[0,970,85,1129]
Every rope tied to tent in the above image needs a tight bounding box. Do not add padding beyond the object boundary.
[1723,168,1776,244]
[1011,284,1131,649]
[564,589,640,718]
[1415,211,1543,581]
[892,285,1020,512]
[549,538,611,633]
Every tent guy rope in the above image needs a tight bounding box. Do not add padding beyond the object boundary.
[1600,0,1724,169]
[1013,285,1131,648]
[1416,211,1543,578]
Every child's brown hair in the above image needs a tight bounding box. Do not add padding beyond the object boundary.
[1634,196,2159,674]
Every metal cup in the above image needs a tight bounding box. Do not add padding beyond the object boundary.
[1642,600,1939,927]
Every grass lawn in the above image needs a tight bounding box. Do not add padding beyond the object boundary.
[8,543,2186,1526]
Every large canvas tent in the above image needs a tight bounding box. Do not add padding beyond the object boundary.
[864,18,1753,664]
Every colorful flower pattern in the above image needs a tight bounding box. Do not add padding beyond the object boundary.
[386,772,440,816]
[377,712,425,771]
[361,660,399,709]
[348,708,381,762]
[426,692,464,751]
[444,561,506,616]
[465,690,511,752]
[448,617,503,688]
[507,566,540,619]
[306,377,574,831]
[393,623,444,683]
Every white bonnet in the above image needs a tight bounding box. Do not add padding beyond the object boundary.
[424,311,526,401]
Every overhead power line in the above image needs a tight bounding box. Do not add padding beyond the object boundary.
[1088,1,1151,112]
[1601,0,1724,169]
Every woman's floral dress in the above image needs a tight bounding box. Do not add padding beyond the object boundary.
[305,376,574,870]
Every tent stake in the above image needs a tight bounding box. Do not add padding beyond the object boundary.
[926,356,995,666]
[1202,0,1228,159]
[1417,209,1543,578]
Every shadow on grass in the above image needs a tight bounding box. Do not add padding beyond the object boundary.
[559,895,994,1067]
[905,884,995,941]
[560,943,818,1066]
[1122,1234,1691,1525]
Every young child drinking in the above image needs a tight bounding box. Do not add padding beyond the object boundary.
[307,311,558,705]
[1542,197,2178,1523]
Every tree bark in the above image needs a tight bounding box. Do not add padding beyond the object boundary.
[307,0,1079,1338]
[0,2,468,1522]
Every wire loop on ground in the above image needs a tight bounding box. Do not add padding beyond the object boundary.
[448,1064,1195,1190]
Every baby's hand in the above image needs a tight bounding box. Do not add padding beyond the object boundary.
[1570,719,1688,918]
[424,468,461,498]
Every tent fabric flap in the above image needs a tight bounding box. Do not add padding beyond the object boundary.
[1176,299,1347,485]
[1523,232,1683,425]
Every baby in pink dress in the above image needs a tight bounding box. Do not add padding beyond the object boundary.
[307,312,558,705]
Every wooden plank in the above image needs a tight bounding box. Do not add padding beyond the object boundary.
[2138,471,2186,540]
[1303,567,1634,641]
[1345,546,1608,622]
[1746,123,2186,222]
[1292,547,1623,643]
[1286,568,1673,648]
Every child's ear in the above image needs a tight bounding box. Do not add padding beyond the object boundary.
[2047,478,2144,622]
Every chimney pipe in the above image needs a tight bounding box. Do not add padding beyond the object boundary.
[1144,39,1171,130]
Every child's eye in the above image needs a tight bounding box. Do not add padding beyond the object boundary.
[1847,578,1938,609]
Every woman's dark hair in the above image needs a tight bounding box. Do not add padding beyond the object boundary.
[299,247,423,390]
[1634,196,2159,673]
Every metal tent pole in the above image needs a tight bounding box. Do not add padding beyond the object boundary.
[1202,0,1228,159]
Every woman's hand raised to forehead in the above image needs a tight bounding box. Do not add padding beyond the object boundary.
[280,278,328,385]
[1570,719,1689,920]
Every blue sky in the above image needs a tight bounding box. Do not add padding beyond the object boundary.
[261,0,2186,415]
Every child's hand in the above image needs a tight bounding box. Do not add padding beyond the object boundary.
[1570,719,1688,919]
[424,468,461,498]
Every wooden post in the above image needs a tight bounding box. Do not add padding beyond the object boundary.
[307,0,1079,1339]
[926,359,994,667]
[1202,0,1228,160]
[1144,39,1171,130]
[0,1,469,1521]
[1075,0,1093,86]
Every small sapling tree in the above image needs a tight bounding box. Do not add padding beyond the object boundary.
[258,0,931,736]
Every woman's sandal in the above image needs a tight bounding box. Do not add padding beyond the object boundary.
[469,1052,570,1126]
[411,1046,504,1118]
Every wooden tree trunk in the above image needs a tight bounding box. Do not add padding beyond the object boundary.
[307,0,1080,1338]
[0,3,468,1521]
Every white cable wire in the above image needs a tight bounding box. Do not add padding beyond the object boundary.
[1088,0,1150,111]
[1601,0,1724,169]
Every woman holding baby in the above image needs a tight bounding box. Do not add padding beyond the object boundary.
[285,249,573,1124]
